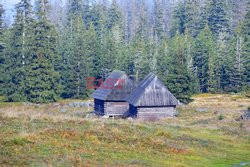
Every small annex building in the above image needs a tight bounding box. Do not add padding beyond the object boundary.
[92,70,135,117]
[126,73,179,119]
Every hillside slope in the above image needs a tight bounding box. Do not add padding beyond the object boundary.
[0,94,249,166]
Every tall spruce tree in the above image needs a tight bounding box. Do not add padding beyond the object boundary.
[0,3,4,51]
[164,32,197,103]
[229,30,244,91]
[4,0,34,101]
[173,0,202,37]
[207,0,230,36]
[170,0,202,37]
[135,0,148,40]
[85,22,99,78]
[0,3,5,96]
[241,2,250,90]
[106,0,121,30]
[154,0,165,42]
[130,36,151,81]
[170,2,186,37]
[224,3,250,92]
[156,39,171,81]
[25,0,60,103]
[217,31,231,91]
[61,0,90,98]
[97,0,125,78]
[194,25,217,92]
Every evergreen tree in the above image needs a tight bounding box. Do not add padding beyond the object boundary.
[194,25,217,92]
[82,0,91,27]
[170,2,186,37]
[207,0,230,36]
[135,0,148,40]
[130,36,150,81]
[85,22,99,78]
[99,25,125,78]
[1,0,249,102]
[61,0,90,98]
[217,31,231,91]
[240,2,250,90]
[156,39,171,80]
[170,0,202,37]
[197,2,209,34]
[97,0,126,79]
[224,4,250,92]
[0,3,5,96]
[154,0,165,42]
[229,33,244,91]
[164,32,197,103]
[106,0,122,30]
[184,0,202,37]
[0,3,4,50]
[49,0,64,32]
[4,0,34,101]
[25,0,60,103]
[184,30,200,93]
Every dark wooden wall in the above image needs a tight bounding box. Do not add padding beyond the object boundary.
[105,102,129,117]
[129,105,176,119]
[94,99,105,115]
[94,99,129,117]
[129,104,138,117]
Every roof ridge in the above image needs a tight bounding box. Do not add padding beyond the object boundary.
[92,70,134,101]
[126,73,179,106]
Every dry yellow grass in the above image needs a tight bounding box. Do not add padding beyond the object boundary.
[0,94,249,166]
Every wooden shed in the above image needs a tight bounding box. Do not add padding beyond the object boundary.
[126,73,179,119]
[92,70,135,117]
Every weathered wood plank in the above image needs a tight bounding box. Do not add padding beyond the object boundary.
[136,107,176,119]
[105,102,129,116]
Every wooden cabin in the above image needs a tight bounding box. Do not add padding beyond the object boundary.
[126,73,179,119]
[92,70,134,117]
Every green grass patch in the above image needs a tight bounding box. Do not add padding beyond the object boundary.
[0,94,250,166]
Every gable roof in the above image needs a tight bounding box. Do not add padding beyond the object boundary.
[126,73,179,107]
[92,70,135,101]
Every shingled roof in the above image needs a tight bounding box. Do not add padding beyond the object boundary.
[92,70,134,101]
[126,73,179,107]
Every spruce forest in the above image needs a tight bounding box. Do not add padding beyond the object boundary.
[0,0,249,103]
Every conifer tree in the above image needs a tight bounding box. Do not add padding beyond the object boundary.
[184,30,200,93]
[156,39,171,80]
[154,0,165,42]
[207,0,230,36]
[194,25,217,92]
[83,0,91,27]
[49,0,64,32]
[164,32,197,103]
[130,36,150,81]
[0,3,4,51]
[217,31,231,91]
[106,0,121,30]
[223,3,249,92]
[185,0,202,37]
[97,0,125,78]
[61,0,90,98]
[241,2,250,90]
[25,0,60,103]
[0,3,5,96]
[135,0,148,41]
[4,0,34,101]
[170,2,186,37]
[170,0,202,37]
[85,22,99,78]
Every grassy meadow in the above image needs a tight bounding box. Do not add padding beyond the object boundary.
[0,94,250,167]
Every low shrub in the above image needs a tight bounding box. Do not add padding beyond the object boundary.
[218,114,225,120]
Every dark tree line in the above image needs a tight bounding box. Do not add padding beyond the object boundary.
[0,0,249,103]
